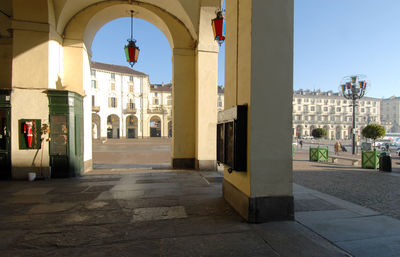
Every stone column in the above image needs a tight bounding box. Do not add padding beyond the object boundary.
[223,0,294,223]
[195,6,219,170]
[171,48,196,168]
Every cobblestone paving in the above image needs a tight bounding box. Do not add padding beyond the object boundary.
[294,151,400,220]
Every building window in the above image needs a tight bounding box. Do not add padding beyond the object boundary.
[129,76,133,82]
[303,106,308,112]
[304,98,309,103]
[111,83,115,91]
[111,73,115,79]
[92,95,95,107]
[218,101,222,107]
[129,99,135,109]
[91,69,96,76]
[167,96,172,106]
[154,98,159,105]
[129,85,134,93]
[297,106,301,111]
[109,97,117,108]
[91,80,97,89]
[154,92,158,97]
[310,106,315,111]
[336,107,341,112]
[323,107,328,112]
[297,99,301,104]
[361,108,365,113]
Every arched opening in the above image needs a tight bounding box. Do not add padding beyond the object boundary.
[336,126,342,140]
[150,116,161,137]
[126,115,138,138]
[92,113,101,140]
[296,125,303,138]
[309,125,315,136]
[168,120,172,138]
[107,114,120,139]
[323,125,330,139]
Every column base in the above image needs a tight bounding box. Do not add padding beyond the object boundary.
[172,158,195,169]
[223,179,294,223]
[84,159,93,173]
[195,159,217,170]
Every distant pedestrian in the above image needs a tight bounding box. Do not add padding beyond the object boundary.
[385,143,389,151]
[299,140,303,148]
[334,141,341,155]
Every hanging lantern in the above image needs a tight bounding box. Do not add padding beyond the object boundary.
[211,11,225,46]
[125,10,140,67]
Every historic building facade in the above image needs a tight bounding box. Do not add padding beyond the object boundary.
[380,96,400,133]
[293,89,381,140]
[90,62,172,139]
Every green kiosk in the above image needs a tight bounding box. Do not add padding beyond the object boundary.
[47,90,83,178]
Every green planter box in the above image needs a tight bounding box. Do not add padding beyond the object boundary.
[362,150,380,169]
[309,147,329,162]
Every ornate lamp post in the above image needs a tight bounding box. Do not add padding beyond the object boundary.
[340,75,368,154]
[211,11,225,46]
[124,10,140,67]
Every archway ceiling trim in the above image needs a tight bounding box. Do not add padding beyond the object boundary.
[63,1,195,50]
[56,0,198,42]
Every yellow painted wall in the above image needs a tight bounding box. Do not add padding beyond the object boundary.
[223,0,252,196]
[172,50,196,159]
[11,88,50,179]
[12,30,49,89]
[0,39,12,89]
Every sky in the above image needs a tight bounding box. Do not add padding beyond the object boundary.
[92,0,400,98]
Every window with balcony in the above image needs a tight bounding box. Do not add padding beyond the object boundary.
[109,97,117,108]
[129,99,135,109]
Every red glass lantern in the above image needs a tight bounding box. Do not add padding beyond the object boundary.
[125,40,139,67]
[211,11,225,46]
[125,10,140,67]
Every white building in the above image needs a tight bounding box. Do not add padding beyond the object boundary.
[380,96,400,133]
[90,62,172,139]
[293,89,381,140]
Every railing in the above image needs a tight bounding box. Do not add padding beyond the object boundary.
[92,106,100,112]
[147,107,166,114]
[125,105,137,114]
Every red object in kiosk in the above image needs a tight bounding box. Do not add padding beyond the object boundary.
[24,121,33,147]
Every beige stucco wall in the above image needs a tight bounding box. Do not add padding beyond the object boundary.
[249,0,293,197]
[224,0,293,198]
[223,0,252,196]
[0,39,12,89]
[11,88,50,179]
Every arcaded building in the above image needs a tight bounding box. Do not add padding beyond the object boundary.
[293,89,381,139]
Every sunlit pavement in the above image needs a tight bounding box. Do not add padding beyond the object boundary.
[0,170,349,257]
[1,140,400,256]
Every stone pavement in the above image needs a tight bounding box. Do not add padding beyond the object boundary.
[0,170,349,257]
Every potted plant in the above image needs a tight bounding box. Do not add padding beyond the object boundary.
[309,128,328,162]
[361,124,385,169]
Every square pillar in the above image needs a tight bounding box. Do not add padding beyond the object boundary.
[223,0,294,223]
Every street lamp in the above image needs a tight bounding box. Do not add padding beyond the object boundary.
[124,10,140,67]
[339,75,368,154]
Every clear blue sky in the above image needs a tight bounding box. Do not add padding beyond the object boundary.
[92,0,400,98]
